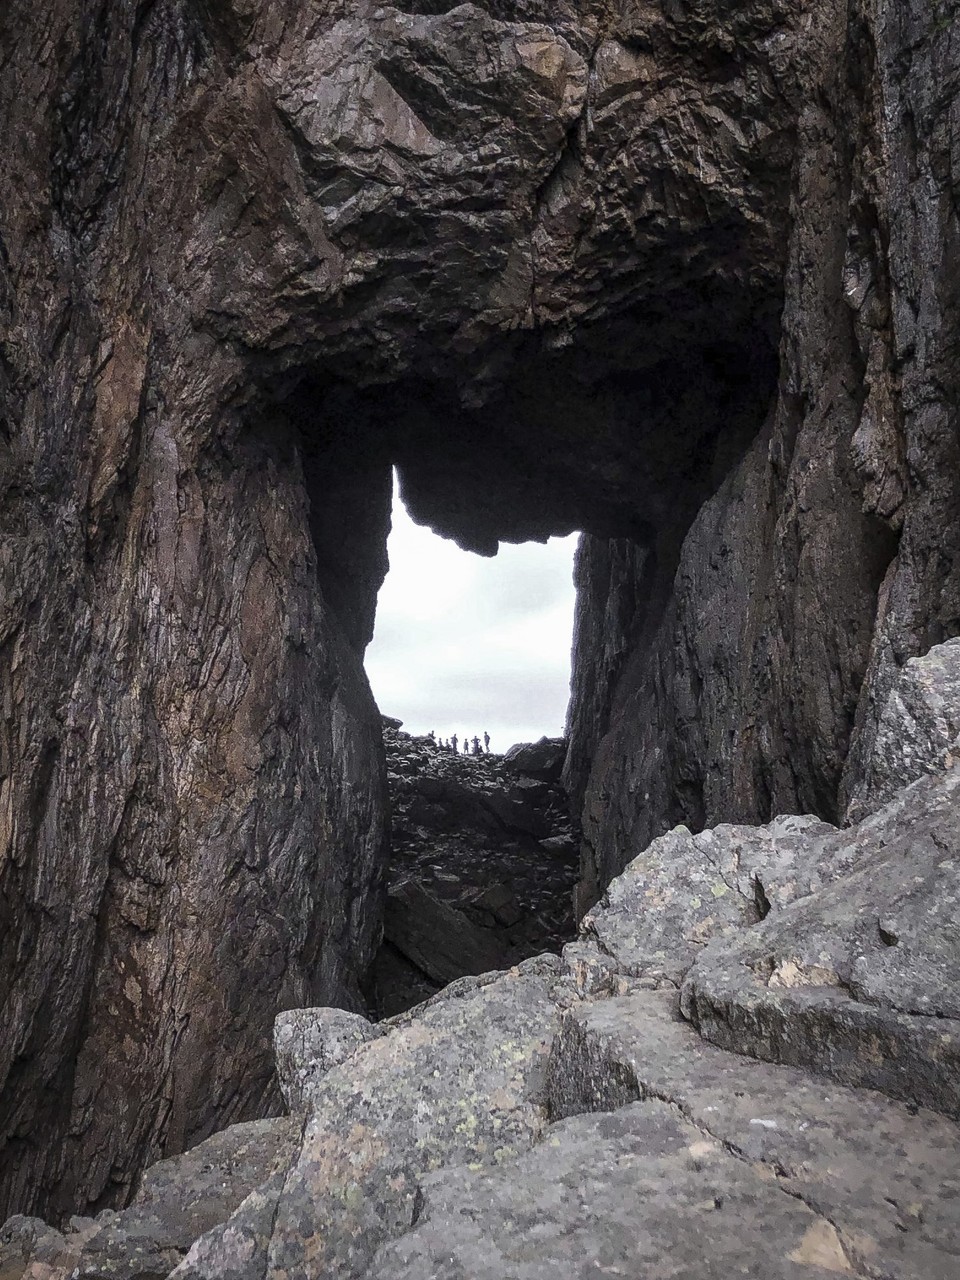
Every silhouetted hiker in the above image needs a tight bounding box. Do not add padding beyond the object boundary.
[483,731,490,752]
[451,734,458,754]
[472,736,481,756]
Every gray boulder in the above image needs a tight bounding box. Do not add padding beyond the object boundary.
[682,768,960,1119]
[273,1008,380,1114]
[0,1120,299,1280]
[845,637,960,823]
[179,957,572,1280]
[369,991,960,1279]
[501,739,567,783]
[580,813,838,986]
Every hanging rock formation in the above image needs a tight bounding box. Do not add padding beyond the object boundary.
[0,0,957,1224]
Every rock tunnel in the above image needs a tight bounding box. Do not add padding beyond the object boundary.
[7,0,956,1228]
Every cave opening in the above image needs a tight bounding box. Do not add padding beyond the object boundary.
[254,301,782,1012]
[263,302,780,1016]
[365,469,579,751]
[360,470,583,1016]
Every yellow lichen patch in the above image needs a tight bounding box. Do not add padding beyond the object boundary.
[787,1220,852,1273]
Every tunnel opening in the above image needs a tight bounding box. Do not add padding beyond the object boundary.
[263,299,780,1013]
[363,473,581,1015]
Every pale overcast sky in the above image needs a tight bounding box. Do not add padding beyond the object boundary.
[364,475,578,754]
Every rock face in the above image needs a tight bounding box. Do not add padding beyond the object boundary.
[0,1119,299,1280]
[681,768,960,1118]
[1,0,957,1225]
[571,0,960,905]
[844,637,960,822]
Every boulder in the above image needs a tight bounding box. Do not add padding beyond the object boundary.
[262,958,570,1280]
[580,814,839,986]
[501,739,567,783]
[0,1120,299,1280]
[273,1008,380,1114]
[382,881,513,985]
[681,768,960,1119]
[845,637,960,822]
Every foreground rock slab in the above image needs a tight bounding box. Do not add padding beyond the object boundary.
[173,958,572,1280]
[580,812,838,985]
[682,769,960,1119]
[368,991,960,1279]
[368,1100,854,1280]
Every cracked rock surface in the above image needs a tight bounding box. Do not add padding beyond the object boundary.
[681,767,960,1119]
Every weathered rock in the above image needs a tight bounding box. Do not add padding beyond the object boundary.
[681,768,960,1119]
[0,1120,299,1280]
[501,738,567,783]
[273,1009,379,1115]
[382,880,512,986]
[368,1102,855,1280]
[367,993,960,1277]
[844,637,960,823]
[167,1174,288,1280]
[573,0,960,906]
[261,958,570,1280]
[1,0,958,1225]
[544,990,960,1279]
[580,814,839,986]
[376,725,578,1014]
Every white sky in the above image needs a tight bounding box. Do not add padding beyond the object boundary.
[364,475,579,754]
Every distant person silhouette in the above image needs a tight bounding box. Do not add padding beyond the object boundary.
[472,736,481,756]
[483,731,490,752]
[451,734,458,754]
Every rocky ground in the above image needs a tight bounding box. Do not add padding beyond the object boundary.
[371,723,580,1016]
[3,640,959,1279]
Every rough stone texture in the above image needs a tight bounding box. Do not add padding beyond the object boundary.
[262,958,570,1280]
[2,0,958,1225]
[166,1174,288,1280]
[544,991,960,1279]
[844,637,960,822]
[0,1120,298,1280]
[501,738,566,783]
[6,757,960,1278]
[681,768,960,1119]
[381,880,510,986]
[573,0,960,906]
[368,1102,856,1280]
[374,723,579,1015]
[580,813,839,985]
[273,1009,379,1115]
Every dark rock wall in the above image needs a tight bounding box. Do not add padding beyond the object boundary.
[0,0,390,1220]
[573,0,960,905]
[0,0,956,1224]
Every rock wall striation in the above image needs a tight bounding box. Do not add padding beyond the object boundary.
[572,0,960,903]
[3,660,959,1276]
